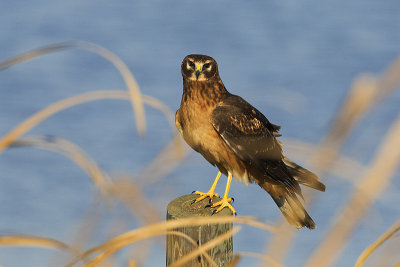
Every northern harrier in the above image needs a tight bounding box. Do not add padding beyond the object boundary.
[175,54,325,229]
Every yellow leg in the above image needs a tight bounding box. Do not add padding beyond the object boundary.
[211,172,236,215]
[192,171,221,203]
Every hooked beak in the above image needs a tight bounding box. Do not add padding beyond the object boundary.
[195,64,202,79]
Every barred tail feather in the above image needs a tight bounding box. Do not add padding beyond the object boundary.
[283,156,326,192]
[261,182,316,229]
[275,191,315,229]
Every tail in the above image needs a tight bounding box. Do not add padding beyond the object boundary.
[283,156,326,192]
[262,182,316,229]
[259,156,326,229]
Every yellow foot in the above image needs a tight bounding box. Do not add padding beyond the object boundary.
[192,190,219,204]
[211,197,237,215]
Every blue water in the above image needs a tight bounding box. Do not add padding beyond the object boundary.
[1,1,400,266]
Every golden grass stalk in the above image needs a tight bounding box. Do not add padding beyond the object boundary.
[84,227,235,267]
[0,88,176,198]
[263,55,400,265]
[112,177,163,224]
[262,140,366,265]
[0,90,175,156]
[283,138,365,183]
[315,55,400,172]
[66,216,278,266]
[166,230,218,267]
[0,41,146,135]
[141,94,176,130]
[128,259,137,267]
[227,254,242,267]
[261,138,369,265]
[236,251,284,267]
[0,90,126,154]
[372,234,400,266]
[305,114,400,267]
[12,135,113,197]
[51,200,108,266]
[0,235,81,256]
[354,218,400,267]
[137,132,190,188]
[168,227,240,267]
[261,223,293,266]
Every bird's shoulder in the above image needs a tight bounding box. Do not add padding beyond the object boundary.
[211,94,281,137]
[211,94,283,165]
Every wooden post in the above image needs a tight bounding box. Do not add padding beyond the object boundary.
[166,194,233,267]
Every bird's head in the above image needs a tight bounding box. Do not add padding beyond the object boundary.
[181,54,219,82]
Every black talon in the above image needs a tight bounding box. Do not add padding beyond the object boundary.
[192,191,196,194]
[211,210,217,215]
[205,203,212,208]
[191,199,197,204]
[234,212,237,216]
[231,198,235,203]
[208,198,212,204]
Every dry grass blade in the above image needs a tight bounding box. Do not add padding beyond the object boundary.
[82,226,233,267]
[169,227,240,267]
[321,75,377,150]
[238,251,284,267]
[128,259,137,267]
[354,219,400,267]
[112,177,162,224]
[372,234,400,266]
[48,200,108,267]
[228,254,242,267]
[67,216,277,266]
[138,132,190,188]
[0,41,146,135]
[11,135,113,196]
[283,138,365,183]
[0,90,175,155]
[264,55,400,265]
[305,114,400,267]
[141,94,175,130]
[262,223,293,266]
[262,139,368,265]
[166,230,218,267]
[0,90,126,154]
[0,235,81,256]
[0,89,177,199]
[376,55,400,100]
[96,216,276,253]
[316,55,400,171]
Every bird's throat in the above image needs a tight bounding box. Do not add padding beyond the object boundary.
[182,79,228,107]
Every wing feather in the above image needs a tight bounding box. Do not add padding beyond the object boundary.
[211,94,301,195]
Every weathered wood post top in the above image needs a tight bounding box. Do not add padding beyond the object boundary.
[166,194,233,267]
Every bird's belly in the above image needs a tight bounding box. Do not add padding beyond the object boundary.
[181,121,217,155]
[177,104,250,184]
[182,123,250,184]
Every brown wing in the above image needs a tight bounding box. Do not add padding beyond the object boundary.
[211,94,301,195]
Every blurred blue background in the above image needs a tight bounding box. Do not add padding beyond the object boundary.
[0,1,399,266]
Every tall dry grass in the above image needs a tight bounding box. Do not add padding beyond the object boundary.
[0,42,399,266]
